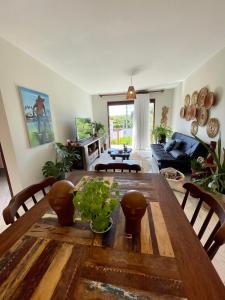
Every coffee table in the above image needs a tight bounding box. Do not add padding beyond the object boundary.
[108,148,132,160]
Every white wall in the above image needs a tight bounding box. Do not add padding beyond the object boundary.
[171,47,225,147]
[0,37,92,192]
[151,89,174,127]
[92,89,174,132]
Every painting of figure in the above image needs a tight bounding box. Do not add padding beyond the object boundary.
[19,87,54,147]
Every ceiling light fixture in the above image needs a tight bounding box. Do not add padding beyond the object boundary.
[126,76,136,100]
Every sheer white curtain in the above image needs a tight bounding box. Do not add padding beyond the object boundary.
[132,94,150,150]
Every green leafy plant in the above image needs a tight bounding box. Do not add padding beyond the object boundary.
[111,136,132,146]
[92,122,105,135]
[73,178,119,232]
[42,143,80,180]
[193,134,225,194]
[152,124,172,143]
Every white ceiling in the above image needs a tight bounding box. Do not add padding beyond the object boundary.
[0,0,225,94]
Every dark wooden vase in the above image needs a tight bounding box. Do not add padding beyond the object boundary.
[47,180,75,226]
[121,190,147,234]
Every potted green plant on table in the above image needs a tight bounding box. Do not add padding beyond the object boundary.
[73,177,119,233]
[193,135,225,195]
[92,122,105,136]
[152,124,172,143]
[42,143,80,180]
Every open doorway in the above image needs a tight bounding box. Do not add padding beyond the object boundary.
[0,143,13,230]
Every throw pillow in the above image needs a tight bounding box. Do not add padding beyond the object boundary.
[173,139,183,150]
[163,140,176,152]
[170,149,188,159]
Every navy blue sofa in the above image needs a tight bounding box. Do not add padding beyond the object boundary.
[151,132,208,173]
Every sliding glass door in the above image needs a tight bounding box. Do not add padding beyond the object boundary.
[108,101,134,148]
[108,99,155,148]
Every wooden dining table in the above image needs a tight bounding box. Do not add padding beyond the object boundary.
[0,171,224,299]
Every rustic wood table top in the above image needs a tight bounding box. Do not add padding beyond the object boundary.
[0,171,224,300]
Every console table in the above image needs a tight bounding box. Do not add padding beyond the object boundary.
[68,138,100,170]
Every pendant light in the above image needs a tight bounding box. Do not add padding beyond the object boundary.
[126,76,136,100]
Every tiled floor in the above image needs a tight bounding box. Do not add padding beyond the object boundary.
[0,149,224,284]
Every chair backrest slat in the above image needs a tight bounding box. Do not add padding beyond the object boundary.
[95,162,141,173]
[22,203,28,212]
[15,212,20,219]
[204,220,221,251]
[182,182,225,259]
[190,199,203,226]
[3,176,56,225]
[181,190,189,209]
[198,208,214,240]
[207,224,225,259]
[32,195,37,204]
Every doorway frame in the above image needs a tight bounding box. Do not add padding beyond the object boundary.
[0,143,13,197]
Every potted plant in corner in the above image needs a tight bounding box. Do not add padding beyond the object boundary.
[152,124,172,143]
[191,157,206,178]
[42,143,80,180]
[193,134,225,197]
[73,177,119,233]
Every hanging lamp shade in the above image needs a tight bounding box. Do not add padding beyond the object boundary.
[126,76,136,99]
[126,86,136,99]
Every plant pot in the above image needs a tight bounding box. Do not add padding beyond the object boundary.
[90,217,113,234]
[57,173,66,180]
[158,134,166,143]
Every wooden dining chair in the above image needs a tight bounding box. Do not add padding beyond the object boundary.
[3,176,56,225]
[95,162,141,173]
[182,182,225,259]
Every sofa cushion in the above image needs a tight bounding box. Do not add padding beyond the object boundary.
[169,149,188,159]
[151,144,174,161]
[163,140,175,152]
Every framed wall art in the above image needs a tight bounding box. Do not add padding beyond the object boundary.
[19,87,54,147]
